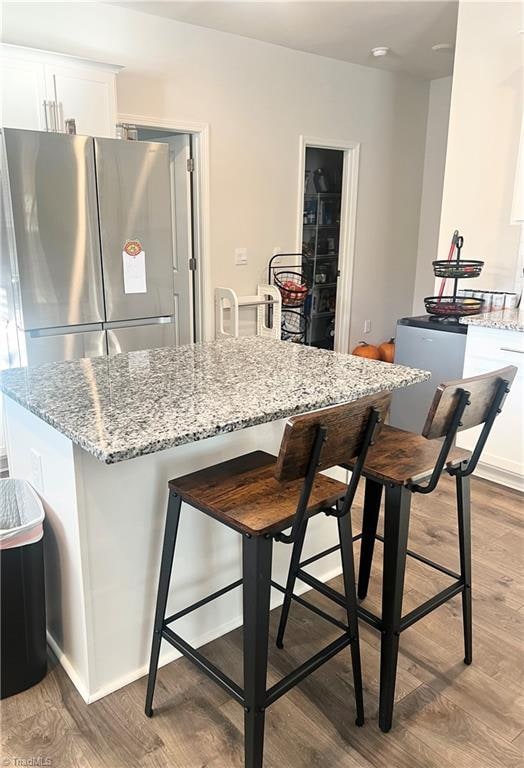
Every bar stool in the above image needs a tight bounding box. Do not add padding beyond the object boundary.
[144,391,391,768]
[276,366,517,733]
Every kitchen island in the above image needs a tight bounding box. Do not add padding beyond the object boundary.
[458,307,523,490]
[1,337,429,702]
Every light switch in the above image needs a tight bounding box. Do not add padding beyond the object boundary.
[235,248,247,266]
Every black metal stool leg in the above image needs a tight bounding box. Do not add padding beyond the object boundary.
[456,463,472,665]
[337,511,365,726]
[379,484,411,733]
[243,534,273,768]
[276,520,308,649]
[358,478,383,600]
[145,491,182,718]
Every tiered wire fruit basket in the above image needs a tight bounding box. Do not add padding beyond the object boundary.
[424,231,485,319]
[268,253,309,343]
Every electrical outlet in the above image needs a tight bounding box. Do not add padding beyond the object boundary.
[235,248,247,266]
[30,448,44,493]
[363,320,371,334]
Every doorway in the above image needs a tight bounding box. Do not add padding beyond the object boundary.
[297,137,360,353]
[137,127,197,346]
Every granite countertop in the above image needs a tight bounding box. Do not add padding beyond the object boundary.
[460,307,524,332]
[0,337,429,464]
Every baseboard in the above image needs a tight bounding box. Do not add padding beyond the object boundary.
[473,461,524,493]
[46,631,91,704]
[82,563,343,704]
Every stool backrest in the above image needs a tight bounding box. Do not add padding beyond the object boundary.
[422,365,517,440]
[275,391,391,482]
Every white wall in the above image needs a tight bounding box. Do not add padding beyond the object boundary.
[2,2,430,349]
[437,1,522,293]
[412,76,452,314]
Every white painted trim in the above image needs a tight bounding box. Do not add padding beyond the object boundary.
[296,135,360,354]
[47,631,91,704]
[1,43,123,73]
[472,461,524,493]
[72,449,97,698]
[118,112,212,342]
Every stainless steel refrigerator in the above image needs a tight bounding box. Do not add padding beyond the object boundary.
[2,128,176,366]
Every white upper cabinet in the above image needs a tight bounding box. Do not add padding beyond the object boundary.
[45,63,118,138]
[2,54,47,131]
[1,45,122,138]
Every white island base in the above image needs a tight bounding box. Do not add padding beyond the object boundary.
[5,397,347,704]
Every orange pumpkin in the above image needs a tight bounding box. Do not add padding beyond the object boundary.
[378,338,395,363]
[351,341,381,360]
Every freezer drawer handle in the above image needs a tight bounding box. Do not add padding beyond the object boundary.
[103,316,174,330]
[499,347,524,355]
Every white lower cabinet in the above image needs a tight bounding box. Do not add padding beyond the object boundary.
[457,325,524,491]
[1,44,121,138]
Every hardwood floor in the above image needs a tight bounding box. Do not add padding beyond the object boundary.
[1,474,523,767]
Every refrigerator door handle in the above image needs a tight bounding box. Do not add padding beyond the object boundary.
[28,323,104,338]
[105,317,176,355]
[24,327,107,365]
[103,316,174,330]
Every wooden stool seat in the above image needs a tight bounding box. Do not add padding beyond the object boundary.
[345,425,471,485]
[169,451,347,536]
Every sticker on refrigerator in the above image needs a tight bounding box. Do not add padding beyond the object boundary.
[122,240,147,294]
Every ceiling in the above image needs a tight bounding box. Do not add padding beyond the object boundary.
[110,1,458,80]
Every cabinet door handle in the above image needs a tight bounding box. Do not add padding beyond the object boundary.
[48,101,57,132]
[52,101,60,132]
[57,101,64,133]
[500,347,524,354]
[43,100,56,131]
[52,75,63,133]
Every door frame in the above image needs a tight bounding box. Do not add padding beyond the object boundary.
[118,112,211,342]
[296,135,360,354]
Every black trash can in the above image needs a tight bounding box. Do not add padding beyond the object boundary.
[1,479,47,699]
